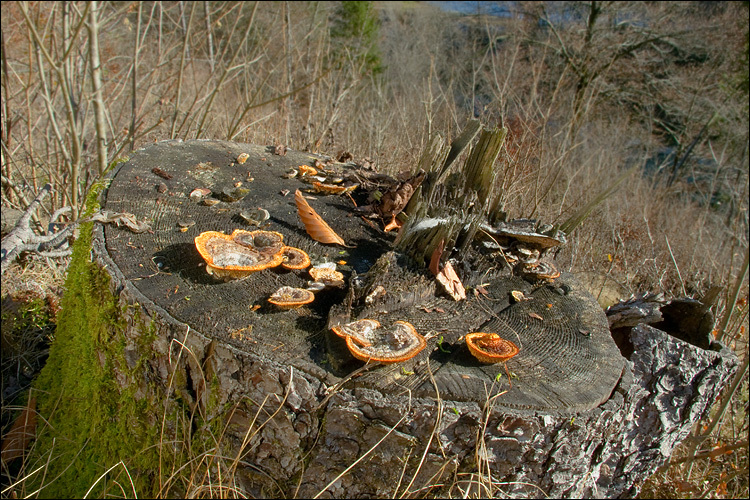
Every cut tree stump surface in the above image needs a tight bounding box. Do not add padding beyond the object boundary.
[84,139,739,498]
[100,139,623,413]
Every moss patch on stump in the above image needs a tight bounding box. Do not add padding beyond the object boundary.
[30,187,167,498]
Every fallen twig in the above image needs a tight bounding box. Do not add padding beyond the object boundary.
[2,183,152,275]
[1,184,74,275]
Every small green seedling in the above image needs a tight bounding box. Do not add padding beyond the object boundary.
[437,335,450,353]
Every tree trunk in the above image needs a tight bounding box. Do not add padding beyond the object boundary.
[35,139,739,498]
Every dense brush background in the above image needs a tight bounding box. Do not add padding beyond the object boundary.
[1,1,747,498]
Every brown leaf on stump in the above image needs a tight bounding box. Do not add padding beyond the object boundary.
[294,189,349,247]
[429,239,445,276]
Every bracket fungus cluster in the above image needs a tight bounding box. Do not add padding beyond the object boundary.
[520,260,561,281]
[284,163,359,195]
[480,219,565,282]
[331,319,426,364]
[194,229,310,279]
[465,332,520,364]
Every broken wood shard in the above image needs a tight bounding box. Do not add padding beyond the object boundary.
[435,260,466,301]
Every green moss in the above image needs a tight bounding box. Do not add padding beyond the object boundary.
[29,182,170,498]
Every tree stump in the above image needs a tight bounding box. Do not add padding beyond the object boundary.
[39,139,738,498]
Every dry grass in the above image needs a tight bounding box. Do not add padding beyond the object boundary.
[1,1,748,498]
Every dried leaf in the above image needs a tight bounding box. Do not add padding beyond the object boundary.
[528,312,544,321]
[377,171,425,219]
[436,261,466,301]
[511,290,530,302]
[90,210,152,233]
[294,189,349,247]
[151,167,172,180]
[1,397,36,464]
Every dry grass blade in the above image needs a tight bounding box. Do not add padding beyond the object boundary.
[294,189,349,247]
[557,162,640,236]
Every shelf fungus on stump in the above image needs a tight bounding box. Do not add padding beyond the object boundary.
[194,229,285,279]
[330,319,381,347]
[268,286,315,310]
[336,320,426,364]
[309,263,345,288]
[519,260,561,282]
[465,332,520,364]
[233,229,285,255]
[487,219,566,251]
[280,246,311,270]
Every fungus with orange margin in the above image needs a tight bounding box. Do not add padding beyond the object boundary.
[233,229,285,255]
[298,165,318,176]
[331,319,380,347]
[268,286,315,309]
[521,260,561,281]
[309,264,345,287]
[195,231,284,278]
[465,332,519,363]
[280,246,311,270]
[344,321,426,364]
[312,181,358,195]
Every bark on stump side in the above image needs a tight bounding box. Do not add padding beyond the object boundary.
[52,139,737,498]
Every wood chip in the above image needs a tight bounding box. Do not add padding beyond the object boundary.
[436,261,466,301]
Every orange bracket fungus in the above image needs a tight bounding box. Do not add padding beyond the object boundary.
[340,320,426,364]
[268,286,315,309]
[331,319,381,347]
[298,164,318,176]
[309,263,345,287]
[195,230,285,279]
[465,332,520,364]
[233,229,285,255]
[280,246,311,270]
[521,260,561,281]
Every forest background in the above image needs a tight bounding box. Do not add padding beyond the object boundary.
[1,1,748,498]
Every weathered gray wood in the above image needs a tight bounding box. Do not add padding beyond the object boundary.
[80,139,738,498]
[1,183,74,275]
